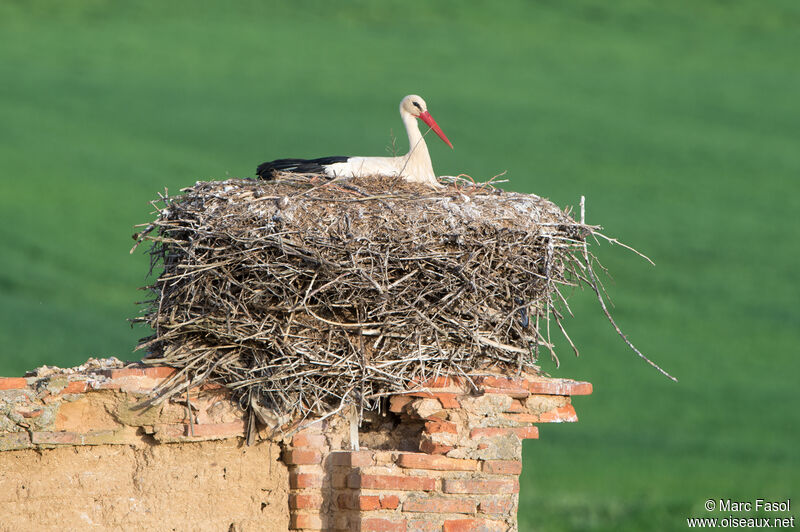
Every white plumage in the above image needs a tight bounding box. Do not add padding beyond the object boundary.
[256,95,453,188]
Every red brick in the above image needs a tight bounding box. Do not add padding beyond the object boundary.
[505,399,525,413]
[469,427,508,439]
[101,365,176,380]
[358,496,382,511]
[442,479,519,495]
[359,518,406,532]
[349,473,435,491]
[525,378,592,396]
[289,473,323,489]
[329,450,373,467]
[538,404,578,423]
[31,431,80,445]
[404,497,476,514]
[513,426,539,439]
[60,380,88,394]
[443,518,507,532]
[108,368,146,379]
[389,395,415,413]
[284,448,323,465]
[403,391,461,409]
[419,439,455,455]
[411,375,463,388]
[478,498,515,515]
[475,376,528,390]
[397,453,478,472]
[337,493,400,511]
[469,426,538,440]
[289,493,323,509]
[97,374,167,393]
[290,512,323,530]
[0,377,28,390]
[503,404,577,424]
[501,413,539,423]
[380,494,401,509]
[481,387,530,399]
[438,395,462,409]
[424,420,458,434]
[292,431,327,448]
[481,460,522,475]
[142,366,177,379]
[475,376,530,398]
[474,376,520,388]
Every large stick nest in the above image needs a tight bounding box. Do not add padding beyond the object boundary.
[133,174,598,425]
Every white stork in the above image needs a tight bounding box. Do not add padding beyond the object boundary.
[256,94,453,188]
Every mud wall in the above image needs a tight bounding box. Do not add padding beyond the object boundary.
[0,361,591,531]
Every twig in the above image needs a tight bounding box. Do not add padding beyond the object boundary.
[579,196,677,382]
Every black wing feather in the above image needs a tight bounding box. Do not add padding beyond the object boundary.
[256,156,349,180]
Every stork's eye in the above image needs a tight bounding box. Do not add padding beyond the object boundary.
[412,101,422,110]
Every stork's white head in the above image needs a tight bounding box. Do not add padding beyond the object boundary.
[400,94,453,149]
[400,94,428,117]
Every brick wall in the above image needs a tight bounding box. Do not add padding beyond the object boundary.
[0,360,590,531]
[283,375,590,531]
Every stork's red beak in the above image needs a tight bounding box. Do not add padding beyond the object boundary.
[418,111,453,149]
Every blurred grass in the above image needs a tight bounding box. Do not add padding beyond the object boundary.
[1,1,798,530]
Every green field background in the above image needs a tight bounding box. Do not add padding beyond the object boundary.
[1,1,797,530]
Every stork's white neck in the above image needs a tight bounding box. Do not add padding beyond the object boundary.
[400,110,436,186]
